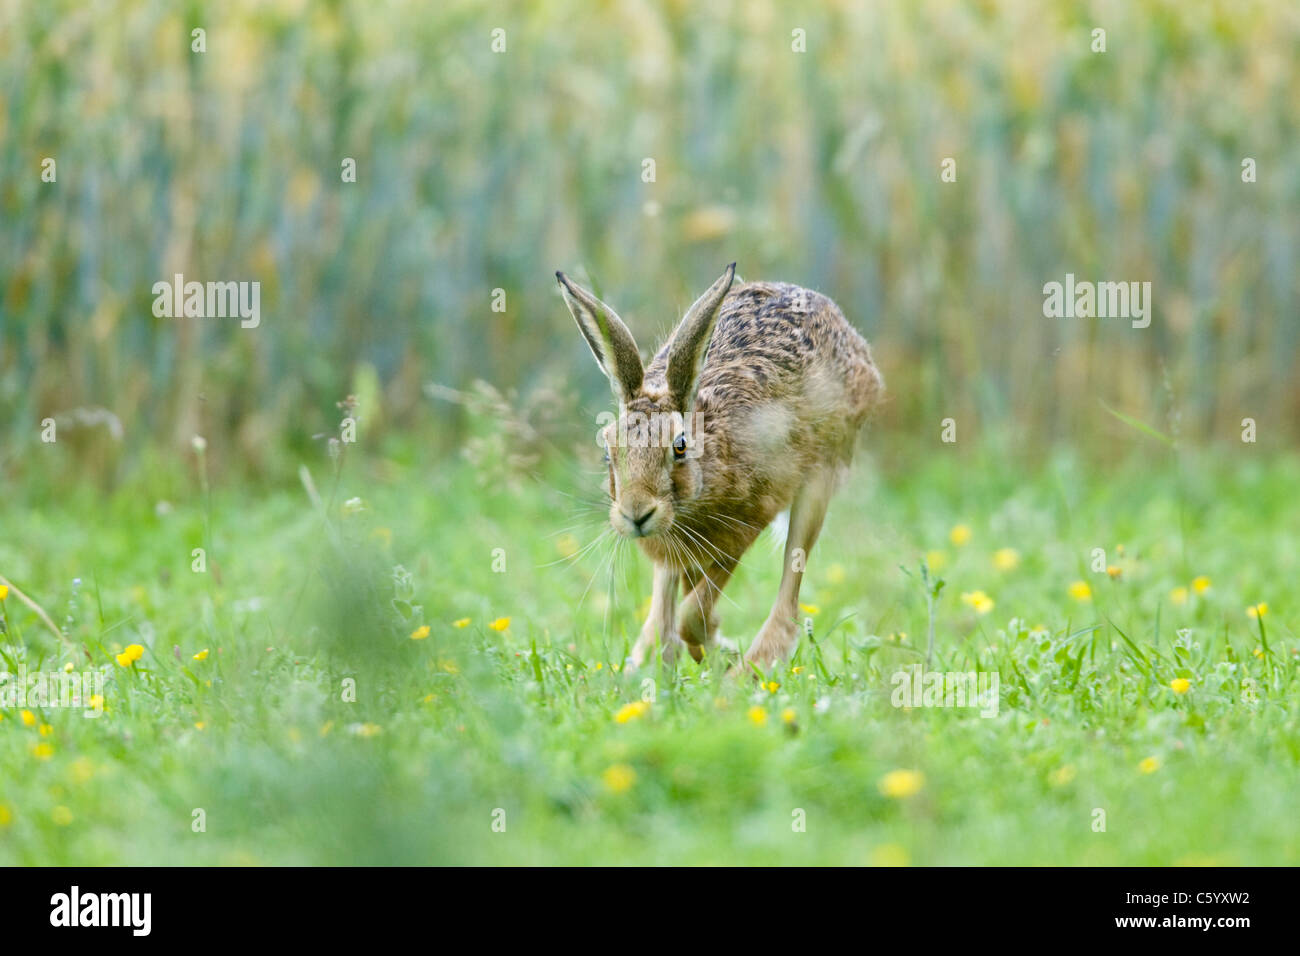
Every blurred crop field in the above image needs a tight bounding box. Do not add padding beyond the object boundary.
[0,0,1298,865]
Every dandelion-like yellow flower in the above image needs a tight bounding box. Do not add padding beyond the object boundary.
[764,681,780,694]
[1191,576,1211,594]
[949,524,972,547]
[1247,602,1268,619]
[614,701,650,724]
[1138,756,1161,774]
[1106,566,1123,579]
[115,644,144,667]
[602,763,637,793]
[38,724,53,737]
[781,708,797,724]
[993,548,1020,571]
[452,618,470,629]
[1170,587,1189,605]
[869,843,910,867]
[925,550,948,571]
[409,625,430,640]
[1068,581,1092,602]
[879,769,925,798]
[0,804,11,827]
[1252,647,1265,659]
[88,695,104,711]
[194,721,206,730]
[0,584,8,601]
[193,649,209,661]
[747,706,768,726]
[826,564,846,585]
[488,617,511,632]
[20,710,36,727]
[1170,678,1191,695]
[32,743,54,760]
[799,603,820,615]
[1049,765,1077,787]
[960,590,995,615]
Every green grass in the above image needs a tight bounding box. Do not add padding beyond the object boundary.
[0,440,1297,865]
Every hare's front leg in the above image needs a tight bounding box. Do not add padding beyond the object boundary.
[675,558,739,662]
[737,469,835,673]
[627,563,682,670]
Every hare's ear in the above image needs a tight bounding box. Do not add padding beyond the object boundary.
[557,272,644,403]
[666,263,736,411]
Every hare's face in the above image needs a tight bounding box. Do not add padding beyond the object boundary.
[557,263,736,537]
[600,403,703,539]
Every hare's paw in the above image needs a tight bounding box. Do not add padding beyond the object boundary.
[743,616,799,669]
[626,630,686,672]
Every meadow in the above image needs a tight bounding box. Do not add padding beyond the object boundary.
[0,429,1295,865]
[1,0,1297,866]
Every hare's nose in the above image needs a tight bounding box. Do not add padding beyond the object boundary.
[626,506,657,532]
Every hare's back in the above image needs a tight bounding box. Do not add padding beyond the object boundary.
[698,282,880,421]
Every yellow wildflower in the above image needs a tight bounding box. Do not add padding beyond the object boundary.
[193,649,209,661]
[870,843,910,867]
[1138,756,1161,774]
[925,550,948,571]
[879,769,925,798]
[452,618,470,628]
[747,706,768,726]
[1191,576,1211,594]
[20,710,36,727]
[1170,587,1189,605]
[781,708,797,724]
[614,701,650,724]
[993,548,1020,571]
[1049,765,1077,787]
[960,590,995,615]
[1247,602,1268,619]
[115,643,145,667]
[602,763,637,793]
[1170,678,1191,695]
[1068,581,1092,602]
[488,617,511,631]
[409,625,430,640]
[799,603,820,615]
[949,524,972,546]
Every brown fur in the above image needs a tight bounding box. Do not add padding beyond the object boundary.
[557,264,883,673]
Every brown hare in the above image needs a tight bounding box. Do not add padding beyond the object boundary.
[556,263,883,675]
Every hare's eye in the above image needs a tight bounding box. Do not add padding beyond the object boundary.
[672,433,687,461]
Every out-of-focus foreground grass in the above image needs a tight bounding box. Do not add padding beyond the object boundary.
[0,435,1296,864]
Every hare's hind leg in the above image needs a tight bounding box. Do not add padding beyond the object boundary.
[736,467,835,673]
[627,563,682,670]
